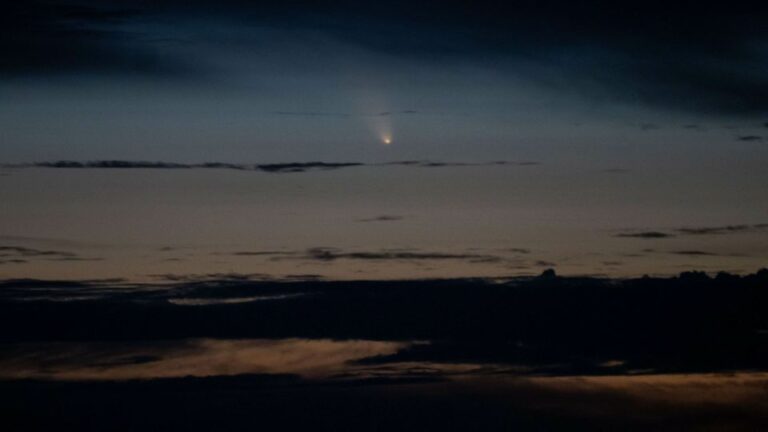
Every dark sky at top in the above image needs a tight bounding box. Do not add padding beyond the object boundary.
[2,1,767,162]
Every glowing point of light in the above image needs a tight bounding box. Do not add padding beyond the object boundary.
[383,137,392,145]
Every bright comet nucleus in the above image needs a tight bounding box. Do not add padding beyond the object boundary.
[383,137,392,145]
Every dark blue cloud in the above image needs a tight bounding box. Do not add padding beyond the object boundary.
[3,1,768,114]
[0,2,186,77]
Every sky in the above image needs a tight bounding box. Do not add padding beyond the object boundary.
[2,4,768,430]
[1,0,768,281]
[2,0,768,163]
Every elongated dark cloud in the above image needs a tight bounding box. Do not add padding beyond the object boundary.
[0,246,96,266]
[28,160,364,173]
[256,162,363,173]
[672,250,719,256]
[299,247,502,263]
[0,245,104,267]
[386,161,540,167]
[34,161,193,169]
[149,272,270,282]
[676,224,768,235]
[616,232,674,239]
[615,223,768,240]
[20,160,541,172]
[0,246,75,257]
[229,251,297,257]
[503,248,530,254]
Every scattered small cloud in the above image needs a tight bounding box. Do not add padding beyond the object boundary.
[506,248,531,254]
[356,215,406,223]
[736,135,763,141]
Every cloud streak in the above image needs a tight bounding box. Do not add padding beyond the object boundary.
[296,247,503,263]
[615,223,768,240]
[615,232,675,239]
[15,160,542,173]
[355,215,407,223]
[0,245,100,265]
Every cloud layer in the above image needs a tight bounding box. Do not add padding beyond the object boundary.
[4,1,768,115]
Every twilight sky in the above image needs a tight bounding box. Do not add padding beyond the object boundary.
[2,0,768,163]
[3,6,768,430]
